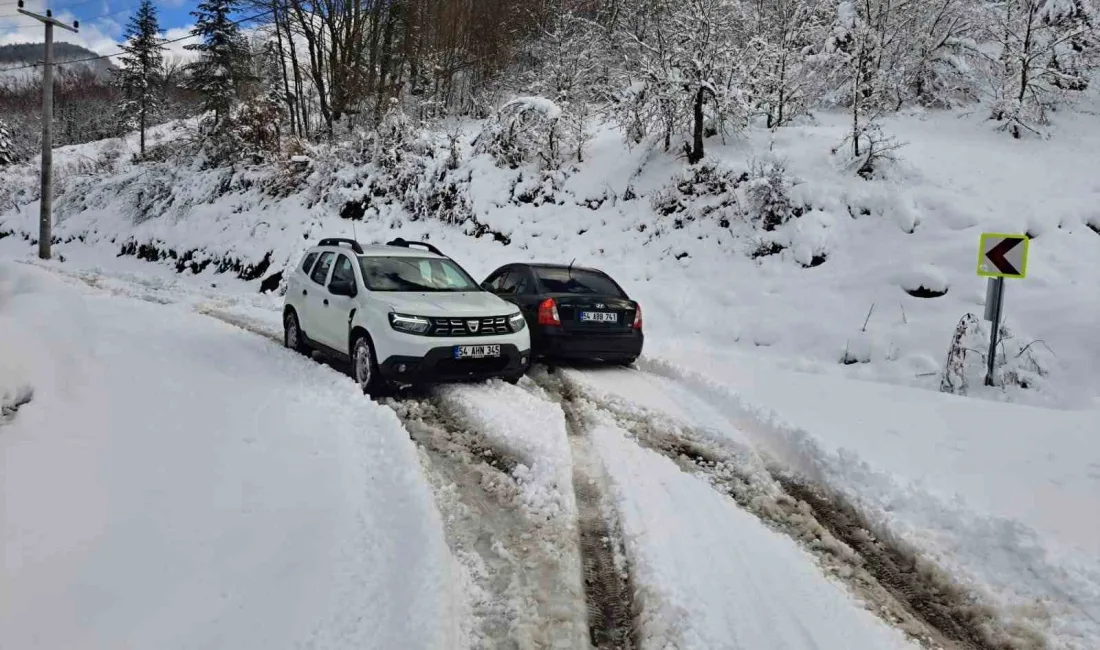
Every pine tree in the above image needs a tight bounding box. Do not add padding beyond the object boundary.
[117,0,165,158]
[185,0,250,127]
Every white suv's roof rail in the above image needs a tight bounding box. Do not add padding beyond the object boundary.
[386,238,447,258]
[318,237,364,254]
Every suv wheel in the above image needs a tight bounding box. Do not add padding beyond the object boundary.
[352,335,378,395]
[284,311,307,354]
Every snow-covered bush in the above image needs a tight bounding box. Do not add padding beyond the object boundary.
[939,314,1055,395]
[744,159,796,231]
[473,96,567,169]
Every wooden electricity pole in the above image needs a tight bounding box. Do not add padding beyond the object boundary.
[17,1,79,260]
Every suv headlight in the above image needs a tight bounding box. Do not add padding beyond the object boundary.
[508,312,526,333]
[389,312,431,335]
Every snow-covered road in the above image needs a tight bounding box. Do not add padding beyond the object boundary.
[5,256,1095,650]
[0,262,465,649]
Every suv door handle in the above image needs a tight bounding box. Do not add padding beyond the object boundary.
[323,298,329,306]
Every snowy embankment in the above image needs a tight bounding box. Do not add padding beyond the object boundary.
[564,361,1100,650]
[0,261,466,649]
[1,104,1099,406]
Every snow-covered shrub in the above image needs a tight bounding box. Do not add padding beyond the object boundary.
[472,96,566,169]
[651,164,747,226]
[744,159,796,231]
[832,121,906,179]
[939,314,1055,395]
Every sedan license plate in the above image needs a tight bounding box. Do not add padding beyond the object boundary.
[454,344,501,359]
[580,311,618,323]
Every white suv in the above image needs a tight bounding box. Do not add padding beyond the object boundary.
[283,237,531,394]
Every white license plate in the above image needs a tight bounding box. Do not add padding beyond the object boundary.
[580,311,618,323]
[454,344,501,359]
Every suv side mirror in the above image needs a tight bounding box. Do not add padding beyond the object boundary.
[481,281,494,292]
[330,279,356,297]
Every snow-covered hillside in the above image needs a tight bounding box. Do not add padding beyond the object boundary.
[2,101,1098,408]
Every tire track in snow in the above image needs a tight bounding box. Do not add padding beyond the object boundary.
[540,367,1044,650]
[564,409,639,649]
[382,393,589,650]
[526,368,642,650]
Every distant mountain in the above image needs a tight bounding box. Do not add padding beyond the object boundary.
[0,41,117,84]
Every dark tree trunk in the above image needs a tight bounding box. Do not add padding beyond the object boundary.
[687,86,709,164]
[273,5,297,136]
[139,95,146,157]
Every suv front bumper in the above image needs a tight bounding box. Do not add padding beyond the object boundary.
[378,344,531,385]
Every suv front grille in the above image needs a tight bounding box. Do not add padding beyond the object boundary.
[430,316,510,337]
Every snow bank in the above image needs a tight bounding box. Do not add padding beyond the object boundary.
[0,263,465,649]
[643,355,1100,650]
[0,261,93,420]
[585,412,917,650]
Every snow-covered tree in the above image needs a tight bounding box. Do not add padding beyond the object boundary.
[903,0,981,107]
[979,0,1100,137]
[745,0,833,128]
[607,0,749,163]
[821,0,906,174]
[0,118,14,166]
[116,0,165,157]
[185,0,252,127]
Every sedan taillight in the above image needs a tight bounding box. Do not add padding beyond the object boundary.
[633,303,642,330]
[538,298,561,326]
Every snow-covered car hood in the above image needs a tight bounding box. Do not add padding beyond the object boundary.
[374,291,518,318]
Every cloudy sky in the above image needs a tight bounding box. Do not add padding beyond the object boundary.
[0,0,236,62]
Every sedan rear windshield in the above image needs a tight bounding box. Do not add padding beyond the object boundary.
[359,256,480,292]
[534,267,625,297]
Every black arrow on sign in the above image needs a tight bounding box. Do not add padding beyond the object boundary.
[987,238,1022,276]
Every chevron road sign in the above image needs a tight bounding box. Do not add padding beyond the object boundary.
[977,233,1029,279]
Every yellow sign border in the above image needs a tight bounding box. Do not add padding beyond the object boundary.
[977,233,1029,279]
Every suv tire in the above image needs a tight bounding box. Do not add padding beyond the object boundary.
[352,333,380,395]
[284,310,308,355]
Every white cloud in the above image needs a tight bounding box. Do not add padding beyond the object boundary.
[0,0,124,56]
[161,25,200,63]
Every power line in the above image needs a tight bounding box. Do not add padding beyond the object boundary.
[0,7,276,73]
[2,3,133,21]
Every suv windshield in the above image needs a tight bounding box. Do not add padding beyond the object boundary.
[534,267,625,297]
[359,256,480,292]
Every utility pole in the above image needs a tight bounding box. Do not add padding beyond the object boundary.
[17,1,79,260]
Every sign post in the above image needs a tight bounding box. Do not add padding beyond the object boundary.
[976,233,1029,387]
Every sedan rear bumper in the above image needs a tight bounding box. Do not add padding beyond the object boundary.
[536,328,644,362]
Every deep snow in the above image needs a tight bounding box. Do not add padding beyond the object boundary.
[578,409,919,650]
[590,357,1100,650]
[0,261,466,649]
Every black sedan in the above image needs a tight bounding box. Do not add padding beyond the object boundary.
[481,263,643,364]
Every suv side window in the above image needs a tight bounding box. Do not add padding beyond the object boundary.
[329,254,356,292]
[300,251,319,275]
[310,252,335,285]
